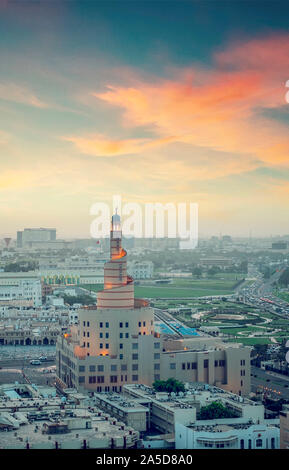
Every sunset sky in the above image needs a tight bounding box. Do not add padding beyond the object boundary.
[1,0,289,239]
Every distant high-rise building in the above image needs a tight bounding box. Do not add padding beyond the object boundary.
[17,228,56,248]
[272,241,287,250]
[222,235,232,243]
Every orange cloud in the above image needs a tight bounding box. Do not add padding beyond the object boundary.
[63,134,176,157]
[89,34,289,169]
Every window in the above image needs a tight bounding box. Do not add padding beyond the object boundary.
[105,322,109,328]
[119,333,123,338]
[132,375,138,381]
[120,343,123,349]
[97,376,104,383]
[143,321,146,326]
[256,439,262,448]
[154,363,160,370]
[110,376,117,383]
[240,439,244,449]
[154,374,160,381]
[87,332,90,338]
[105,333,109,338]
[79,376,85,383]
[138,322,141,327]
[100,343,103,349]
[154,353,160,360]
[89,365,96,372]
[87,342,90,348]
[271,438,275,449]
[119,322,123,328]
[79,365,85,372]
[100,322,103,328]
[170,363,176,370]
[83,321,86,326]
[219,360,226,367]
[125,333,129,338]
[132,354,138,360]
[87,321,90,327]
[154,343,160,349]
[119,354,123,360]
[132,343,138,350]
[99,333,103,338]
[204,359,209,368]
[105,343,109,349]
[248,439,252,449]
[132,364,138,371]
[121,364,127,371]
[125,322,129,327]
[182,363,186,370]
[191,362,197,370]
[97,365,104,372]
[89,376,96,384]
[111,365,117,371]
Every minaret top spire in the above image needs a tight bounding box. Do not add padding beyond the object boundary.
[111,210,121,234]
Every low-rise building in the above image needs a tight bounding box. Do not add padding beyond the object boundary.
[123,383,266,436]
[127,261,154,279]
[92,393,149,432]
[0,273,42,307]
[176,421,279,449]
[0,386,139,449]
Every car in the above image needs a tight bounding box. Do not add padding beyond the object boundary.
[30,359,41,365]
[38,356,47,361]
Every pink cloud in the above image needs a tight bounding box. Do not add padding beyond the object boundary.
[0,83,48,108]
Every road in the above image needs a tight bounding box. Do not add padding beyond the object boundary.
[251,365,289,400]
[238,264,289,320]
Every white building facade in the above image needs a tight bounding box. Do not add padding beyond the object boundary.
[0,273,42,307]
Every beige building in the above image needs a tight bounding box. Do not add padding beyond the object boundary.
[280,407,289,449]
[56,214,251,397]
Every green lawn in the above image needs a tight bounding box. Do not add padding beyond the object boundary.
[81,280,239,299]
[134,285,235,298]
[225,337,274,345]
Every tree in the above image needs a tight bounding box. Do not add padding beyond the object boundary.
[152,378,185,393]
[192,266,202,278]
[208,266,221,276]
[198,401,238,420]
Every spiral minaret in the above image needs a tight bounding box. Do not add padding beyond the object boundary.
[97,212,135,309]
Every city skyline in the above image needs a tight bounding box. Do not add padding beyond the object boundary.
[1,1,289,238]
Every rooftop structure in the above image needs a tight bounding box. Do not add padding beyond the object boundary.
[0,385,139,449]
